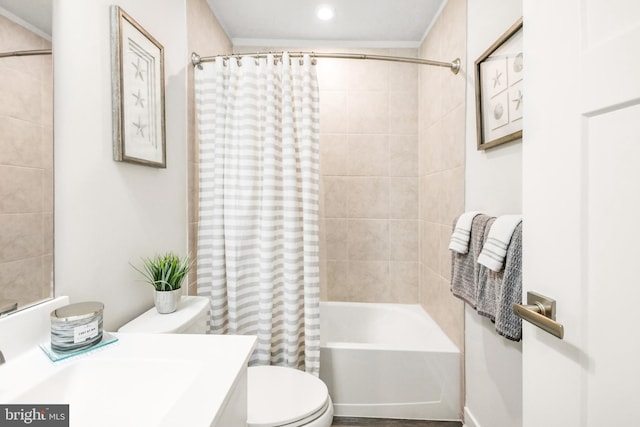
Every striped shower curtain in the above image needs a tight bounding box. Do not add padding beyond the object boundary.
[194,53,321,376]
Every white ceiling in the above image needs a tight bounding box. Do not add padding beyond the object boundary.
[0,0,446,48]
[0,0,52,38]
[206,0,446,47]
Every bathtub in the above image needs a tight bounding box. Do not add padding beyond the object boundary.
[319,301,460,421]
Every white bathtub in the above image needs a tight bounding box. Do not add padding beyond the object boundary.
[319,301,460,421]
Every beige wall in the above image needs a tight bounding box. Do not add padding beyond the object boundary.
[0,15,52,308]
[186,0,232,295]
[418,0,467,351]
[318,48,420,303]
[54,0,189,331]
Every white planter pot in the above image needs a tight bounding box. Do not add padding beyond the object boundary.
[154,289,182,314]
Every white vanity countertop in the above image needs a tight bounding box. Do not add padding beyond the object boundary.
[0,333,256,427]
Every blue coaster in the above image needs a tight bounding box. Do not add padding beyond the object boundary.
[40,332,119,362]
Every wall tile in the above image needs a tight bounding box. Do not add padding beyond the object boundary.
[320,134,348,176]
[189,221,198,264]
[0,117,43,168]
[440,104,466,170]
[346,59,389,92]
[389,261,419,302]
[438,167,465,224]
[188,161,198,223]
[320,91,347,133]
[389,134,418,177]
[421,120,444,175]
[327,261,350,301]
[346,134,388,176]
[389,62,419,92]
[42,126,53,170]
[421,221,440,271]
[434,276,464,350]
[0,165,43,214]
[389,177,419,219]
[389,220,419,261]
[347,261,389,302]
[316,58,348,91]
[347,177,389,219]
[439,224,454,281]
[420,174,440,223]
[347,91,388,134]
[389,91,419,135]
[0,65,41,123]
[0,213,43,263]
[325,219,348,260]
[419,265,440,308]
[347,219,389,261]
[41,71,53,127]
[0,257,43,308]
[42,254,53,298]
[416,0,467,368]
[43,213,53,256]
[323,177,348,218]
[42,169,53,213]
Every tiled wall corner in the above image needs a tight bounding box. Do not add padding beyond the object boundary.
[418,0,467,351]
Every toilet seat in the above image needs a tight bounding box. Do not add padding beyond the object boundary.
[248,366,333,427]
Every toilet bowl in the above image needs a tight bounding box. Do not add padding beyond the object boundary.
[118,296,333,427]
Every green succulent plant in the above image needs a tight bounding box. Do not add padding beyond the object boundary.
[132,253,190,292]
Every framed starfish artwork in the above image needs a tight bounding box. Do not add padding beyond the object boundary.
[110,6,166,167]
[475,18,523,150]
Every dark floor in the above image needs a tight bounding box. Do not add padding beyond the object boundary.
[332,418,463,427]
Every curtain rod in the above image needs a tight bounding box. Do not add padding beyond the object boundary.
[0,49,52,59]
[191,51,461,74]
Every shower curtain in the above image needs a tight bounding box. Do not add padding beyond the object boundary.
[195,53,320,376]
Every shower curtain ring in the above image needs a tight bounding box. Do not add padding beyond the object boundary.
[237,57,242,67]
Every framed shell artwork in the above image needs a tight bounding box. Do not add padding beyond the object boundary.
[475,18,523,150]
[110,5,166,167]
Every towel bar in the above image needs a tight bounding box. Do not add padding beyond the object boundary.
[513,292,564,339]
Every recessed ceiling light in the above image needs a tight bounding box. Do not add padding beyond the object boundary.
[316,4,335,21]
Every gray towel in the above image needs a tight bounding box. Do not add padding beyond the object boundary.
[450,214,493,307]
[495,223,523,341]
[476,218,499,320]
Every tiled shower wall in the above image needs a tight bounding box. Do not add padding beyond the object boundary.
[230,46,421,303]
[0,16,53,308]
[418,0,467,350]
[317,49,420,303]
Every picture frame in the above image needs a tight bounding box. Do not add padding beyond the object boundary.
[475,18,523,150]
[110,5,166,167]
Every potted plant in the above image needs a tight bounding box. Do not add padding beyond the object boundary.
[132,253,190,314]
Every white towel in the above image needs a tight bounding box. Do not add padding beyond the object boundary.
[448,211,482,254]
[477,215,522,272]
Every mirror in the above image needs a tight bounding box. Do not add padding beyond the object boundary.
[0,0,53,314]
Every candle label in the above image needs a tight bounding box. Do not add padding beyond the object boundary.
[74,320,99,343]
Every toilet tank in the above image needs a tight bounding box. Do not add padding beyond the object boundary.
[118,296,209,334]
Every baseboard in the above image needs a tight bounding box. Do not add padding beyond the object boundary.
[463,407,481,427]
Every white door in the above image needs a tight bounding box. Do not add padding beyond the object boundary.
[523,1,640,426]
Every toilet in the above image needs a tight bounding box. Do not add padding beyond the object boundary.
[118,296,333,427]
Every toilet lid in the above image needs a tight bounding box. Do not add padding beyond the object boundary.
[247,366,329,427]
